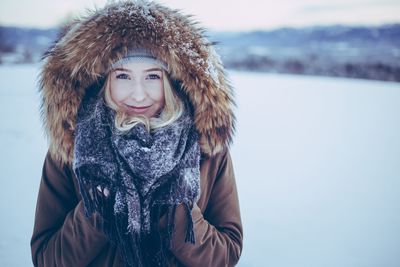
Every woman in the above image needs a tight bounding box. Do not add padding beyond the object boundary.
[31,1,242,267]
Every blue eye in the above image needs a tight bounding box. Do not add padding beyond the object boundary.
[116,73,130,79]
[147,74,161,80]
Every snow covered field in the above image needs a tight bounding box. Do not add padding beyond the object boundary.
[1,65,399,266]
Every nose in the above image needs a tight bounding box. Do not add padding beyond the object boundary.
[129,80,146,102]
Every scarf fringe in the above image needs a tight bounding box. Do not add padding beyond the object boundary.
[75,169,96,217]
[78,181,197,266]
[117,216,143,267]
[166,205,176,249]
[183,201,196,244]
[77,174,199,266]
[164,200,196,249]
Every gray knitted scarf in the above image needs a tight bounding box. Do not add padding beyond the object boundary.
[73,91,200,267]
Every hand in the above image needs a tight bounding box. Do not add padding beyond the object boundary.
[96,185,110,198]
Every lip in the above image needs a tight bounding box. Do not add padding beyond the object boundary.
[124,104,151,114]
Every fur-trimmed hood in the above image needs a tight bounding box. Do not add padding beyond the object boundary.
[39,0,235,165]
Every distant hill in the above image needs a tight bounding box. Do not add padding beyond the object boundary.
[0,26,58,63]
[209,24,400,82]
[1,24,399,82]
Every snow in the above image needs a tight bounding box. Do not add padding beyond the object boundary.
[0,64,47,266]
[230,71,400,267]
[1,65,400,266]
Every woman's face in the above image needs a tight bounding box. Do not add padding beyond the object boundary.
[109,61,165,118]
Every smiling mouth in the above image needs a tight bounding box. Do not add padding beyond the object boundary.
[126,105,150,109]
[124,104,151,113]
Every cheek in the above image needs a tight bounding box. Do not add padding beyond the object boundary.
[149,84,165,104]
[109,82,126,103]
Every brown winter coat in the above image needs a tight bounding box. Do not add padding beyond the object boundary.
[31,148,242,266]
[31,1,242,266]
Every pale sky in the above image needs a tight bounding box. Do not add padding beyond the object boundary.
[1,0,399,31]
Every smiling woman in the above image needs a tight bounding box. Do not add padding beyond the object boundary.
[104,59,184,132]
[109,63,166,122]
[30,1,242,267]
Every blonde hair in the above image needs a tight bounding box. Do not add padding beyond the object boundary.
[103,70,184,132]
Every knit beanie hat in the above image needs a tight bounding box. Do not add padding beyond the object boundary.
[109,48,169,72]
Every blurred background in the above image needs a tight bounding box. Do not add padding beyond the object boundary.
[1,0,400,266]
[1,0,400,81]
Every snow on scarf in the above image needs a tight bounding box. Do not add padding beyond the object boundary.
[73,92,200,267]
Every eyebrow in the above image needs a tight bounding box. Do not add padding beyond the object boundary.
[113,67,162,72]
[146,68,163,72]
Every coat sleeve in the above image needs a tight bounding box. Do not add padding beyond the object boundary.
[161,149,243,267]
[30,151,109,267]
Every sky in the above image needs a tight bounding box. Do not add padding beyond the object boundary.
[1,0,399,31]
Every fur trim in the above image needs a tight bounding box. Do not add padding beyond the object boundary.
[39,0,235,165]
